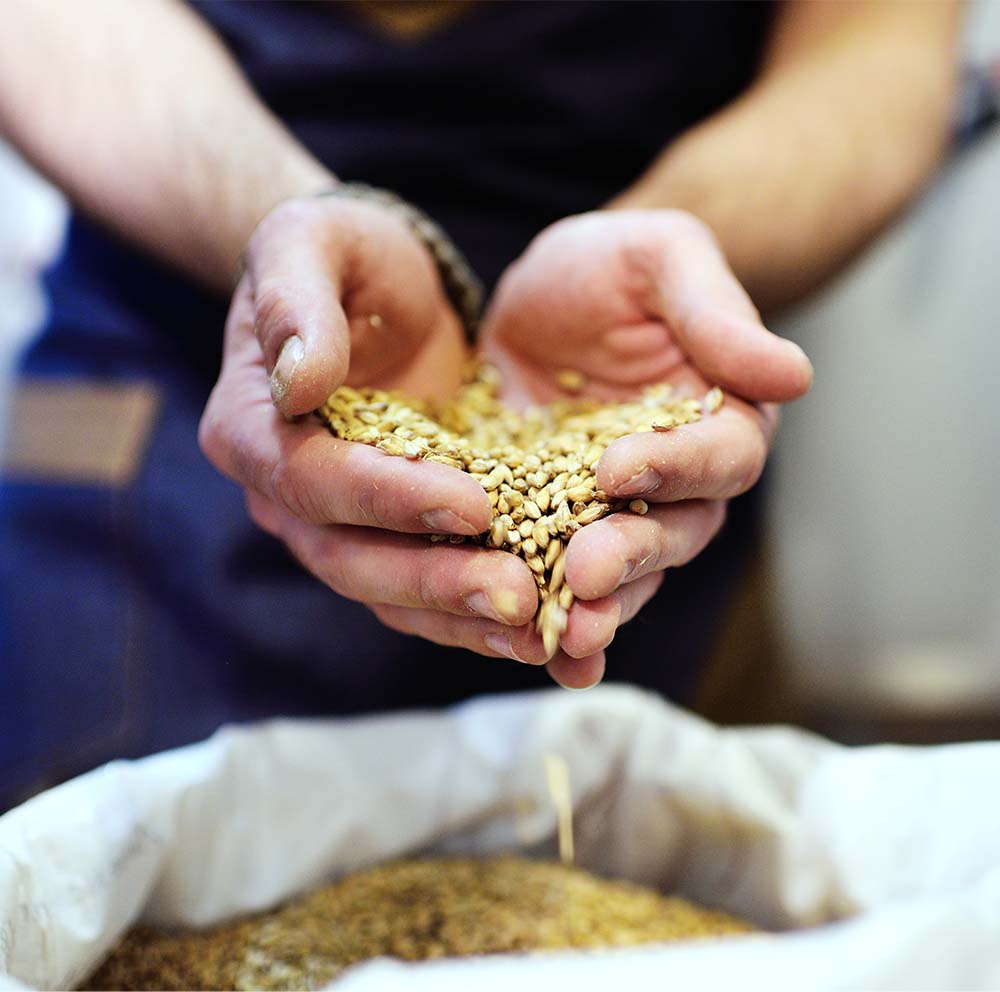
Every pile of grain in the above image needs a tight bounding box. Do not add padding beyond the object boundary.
[319,366,722,654]
[84,856,754,990]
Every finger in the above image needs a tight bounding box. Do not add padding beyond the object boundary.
[559,572,664,659]
[201,306,493,532]
[371,572,659,667]
[564,500,726,600]
[218,410,492,533]
[369,604,557,664]
[245,490,281,537]
[648,212,813,402]
[596,399,779,502]
[262,502,540,623]
[245,200,352,417]
[546,651,606,691]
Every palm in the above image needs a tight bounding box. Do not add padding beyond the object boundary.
[481,294,708,410]
[478,214,699,408]
[478,210,810,411]
[323,209,469,401]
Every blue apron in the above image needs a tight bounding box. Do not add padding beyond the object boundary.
[0,1,772,809]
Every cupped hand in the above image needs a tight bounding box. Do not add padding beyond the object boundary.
[199,194,545,652]
[477,209,814,687]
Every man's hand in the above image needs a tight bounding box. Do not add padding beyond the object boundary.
[200,195,550,653]
[478,209,813,688]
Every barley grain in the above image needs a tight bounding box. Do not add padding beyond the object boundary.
[549,551,567,596]
[86,856,754,991]
[556,368,587,392]
[317,364,714,658]
[704,386,724,414]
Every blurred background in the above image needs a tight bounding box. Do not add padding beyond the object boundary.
[765,0,1000,743]
[1,2,998,747]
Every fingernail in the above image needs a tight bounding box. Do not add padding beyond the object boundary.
[485,633,527,662]
[462,590,517,624]
[618,466,661,497]
[553,677,601,692]
[464,591,497,620]
[421,508,478,535]
[492,589,522,623]
[270,335,304,406]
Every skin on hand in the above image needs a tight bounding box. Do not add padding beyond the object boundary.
[199,195,541,639]
[201,202,810,686]
[473,209,813,688]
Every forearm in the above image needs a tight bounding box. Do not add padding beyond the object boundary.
[0,0,331,292]
[613,1,962,313]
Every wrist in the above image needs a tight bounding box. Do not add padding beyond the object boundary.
[227,156,335,291]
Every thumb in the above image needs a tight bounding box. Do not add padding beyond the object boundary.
[246,211,351,418]
[656,219,813,403]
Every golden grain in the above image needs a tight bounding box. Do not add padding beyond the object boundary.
[85,857,755,991]
[317,365,712,657]
[704,386,725,414]
[556,368,587,393]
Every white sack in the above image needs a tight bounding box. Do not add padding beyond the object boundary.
[1,685,999,991]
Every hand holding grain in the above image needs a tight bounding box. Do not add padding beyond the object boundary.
[199,195,540,640]
[479,210,813,687]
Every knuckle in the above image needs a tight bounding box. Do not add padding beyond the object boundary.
[197,404,225,470]
[252,282,295,352]
[325,568,354,603]
[244,493,278,536]
[346,471,394,529]
[369,602,391,625]
[311,542,354,601]
[365,483,397,530]
[270,460,313,521]
[414,564,445,611]
[199,406,271,495]
[369,602,406,632]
